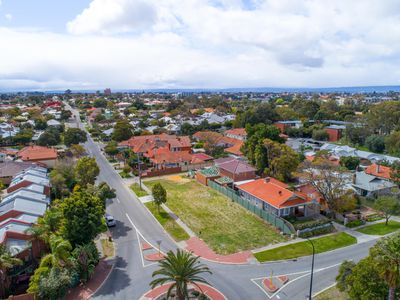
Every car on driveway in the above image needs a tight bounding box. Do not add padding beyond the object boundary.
[105,214,116,227]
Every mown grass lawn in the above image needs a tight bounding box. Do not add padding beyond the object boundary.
[315,286,349,300]
[145,202,190,241]
[130,183,148,197]
[254,232,357,262]
[145,177,286,254]
[357,220,400,235]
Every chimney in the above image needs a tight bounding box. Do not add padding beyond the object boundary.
[264,177,270,183]
[278,190,282,196]
[352,173,356,184]
[376,163,380,173]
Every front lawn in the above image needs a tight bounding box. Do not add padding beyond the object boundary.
[130,183,148,197]
[145,202,190,241]
[356,220,400,235]
[145,177,286,254]
[254,232,357,262]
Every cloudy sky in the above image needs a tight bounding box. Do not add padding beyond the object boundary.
[1,0,400,91]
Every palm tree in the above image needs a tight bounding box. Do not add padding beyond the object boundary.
[26,207,63,244]
[370,233,400,300]
[0,245,22,298]
[40,235,73,269]
[28,235,73,296]
[150,249,211,300]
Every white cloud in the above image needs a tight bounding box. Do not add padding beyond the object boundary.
[1,0,400,90]
[5,13,12,21]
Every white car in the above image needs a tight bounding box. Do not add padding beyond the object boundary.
[105,214,116,227]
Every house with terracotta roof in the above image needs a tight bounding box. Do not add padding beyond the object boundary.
[365,163,392,180]
[17,145,58,168]
[237,177,319,217]
[215,157,256,181]
[225,128,247,141]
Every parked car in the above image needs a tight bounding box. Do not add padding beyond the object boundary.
[105,214,116,227]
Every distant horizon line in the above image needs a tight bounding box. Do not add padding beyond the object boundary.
[2,84,400,94]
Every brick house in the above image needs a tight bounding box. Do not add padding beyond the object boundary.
[237,177,319,217]
[214,157,256,181]
[324,125,345,142]
[17,146,58,168]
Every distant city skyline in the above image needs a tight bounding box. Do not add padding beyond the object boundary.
[1,0,400,90]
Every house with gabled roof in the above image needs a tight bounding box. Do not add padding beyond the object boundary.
[215,157,256,181]
[237,177,319,217]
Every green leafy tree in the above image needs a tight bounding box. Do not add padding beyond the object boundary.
[13,129,33,145]
[264,139,300,181]
[365,135,385,153]
[61,189,106,246]
[64,128,87,146]
[150,249,211,300]
[104,141,119,157]
[112,119,133,142]
[69,144,86,157]
[34,118,48,130]
[75,157,99,186]
[242,124,283,172]
[152,183,167,213]
[27,207,63,244]
[49,170,68,199]
[311,129,329,141]
[37,127,61,146]
[385,131,400,157]
[38,267,73,300]
[338,256,392,300]
[391,161,400,188]
[366,101,400,134]
[370,233,400,300]
[374,196,400,226]
[339,156,360,170]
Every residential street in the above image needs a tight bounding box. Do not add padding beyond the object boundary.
[67,104,375,300]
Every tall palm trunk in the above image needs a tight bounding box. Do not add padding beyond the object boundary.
[388,286,396,300]
[176,286,185,300]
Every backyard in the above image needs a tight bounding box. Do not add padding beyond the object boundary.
[144,176,286,254]
[254,232,357,262]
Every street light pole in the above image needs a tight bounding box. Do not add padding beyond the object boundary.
[137,153,142,189]
[307,238,315,300]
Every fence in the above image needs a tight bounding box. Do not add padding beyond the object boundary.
[208,181,295,235]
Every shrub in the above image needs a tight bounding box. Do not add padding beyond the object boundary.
[294,219,331,231]
[298,224,335,238]
[345,219,365,228]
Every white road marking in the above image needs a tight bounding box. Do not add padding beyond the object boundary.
[250,262,343,299]
[116,198,121,204]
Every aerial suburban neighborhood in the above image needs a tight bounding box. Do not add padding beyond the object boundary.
[1,1,400,300]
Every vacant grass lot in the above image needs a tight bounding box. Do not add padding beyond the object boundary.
[254,232,357,262]
[145,202,190,241]
[130,183,148,197]
[357,220,400,235]
[145,177,286,254]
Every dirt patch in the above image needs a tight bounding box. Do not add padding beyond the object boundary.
[166,175,190,183]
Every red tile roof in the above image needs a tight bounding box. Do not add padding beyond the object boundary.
[225,128,247,137]
[18,146,58,161]
[238,178,308,208]
[224,141,244,156]
[192,153,213,162]
[215,157,256,174]
[365,163,392,180]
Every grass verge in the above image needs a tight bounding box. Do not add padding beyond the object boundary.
[145,178,286,254]
[145,202,190,241]
[130,183,148,197]
[100,239,114,257]
[356,220,400,235]
[254,232,357,262]
[315,286,349,300]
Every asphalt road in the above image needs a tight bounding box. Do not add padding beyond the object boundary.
[66,104,375,300]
